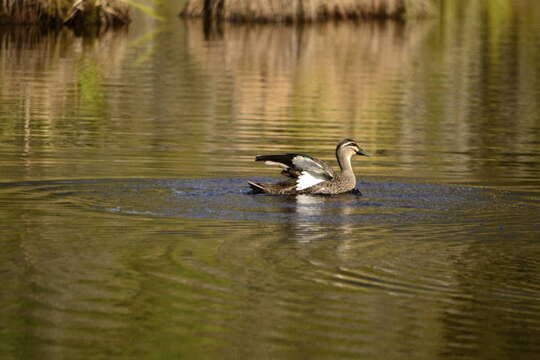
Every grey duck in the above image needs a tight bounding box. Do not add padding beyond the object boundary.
[248,139,369,195]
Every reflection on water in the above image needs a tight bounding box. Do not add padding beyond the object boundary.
[1,1,540,359]
[185,19,428,127]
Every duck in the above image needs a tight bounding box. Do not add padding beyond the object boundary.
[248,139,369,195]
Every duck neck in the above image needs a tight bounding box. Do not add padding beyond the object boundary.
[337,150,354,177]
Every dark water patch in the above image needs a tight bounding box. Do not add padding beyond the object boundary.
[1,177,533,227]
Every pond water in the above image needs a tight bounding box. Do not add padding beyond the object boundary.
[1,1,540,359]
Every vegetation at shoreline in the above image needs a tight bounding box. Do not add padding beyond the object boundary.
[1,0,437,28]
[0,0,130,27]
[180,0,437,22]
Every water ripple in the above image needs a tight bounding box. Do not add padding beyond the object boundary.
[2,177,540,359]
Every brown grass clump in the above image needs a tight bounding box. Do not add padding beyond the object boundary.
[0,0,130,26]
[180,0,436,22]
[0,0,70,25]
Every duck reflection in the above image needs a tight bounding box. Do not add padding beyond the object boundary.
[270,192,361,243]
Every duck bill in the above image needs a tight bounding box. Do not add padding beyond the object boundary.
[356,150,370,157]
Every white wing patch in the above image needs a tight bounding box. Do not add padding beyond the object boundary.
[296,171,326,191]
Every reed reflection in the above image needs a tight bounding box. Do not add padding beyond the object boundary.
[183,19,431,148]
[0,27,129,180]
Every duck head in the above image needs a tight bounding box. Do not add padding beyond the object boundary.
[336,138,369,158]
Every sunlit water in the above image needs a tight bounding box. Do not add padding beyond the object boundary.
[1,1,540,359]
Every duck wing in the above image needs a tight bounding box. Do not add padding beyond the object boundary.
[255,154,334,191]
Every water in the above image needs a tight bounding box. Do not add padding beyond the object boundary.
[1,1,540,359]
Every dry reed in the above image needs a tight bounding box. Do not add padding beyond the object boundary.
[0,0,69,24]
[0,0,130,26]
[180,0,436,22]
